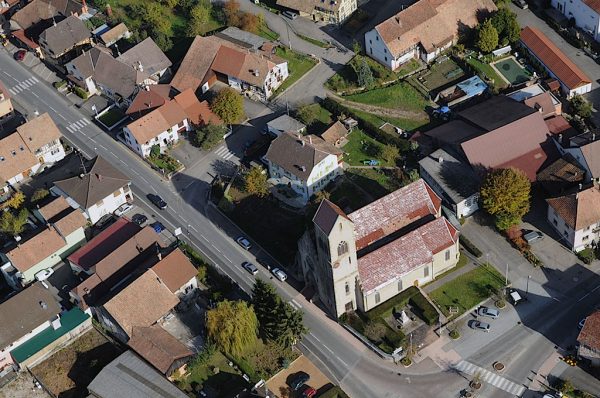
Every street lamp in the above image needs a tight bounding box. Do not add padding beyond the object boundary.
[525,275,531,298]
[505,263,509,286]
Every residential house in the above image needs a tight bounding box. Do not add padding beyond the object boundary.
[578,310,600,366]
[276,0,357,24]
[264,132,343,205]
[122,98,189,158]
[424,95,553,181]
[365,0,496,70]
[11,0,87,31]
[554,131,600,183]
[87,351,188,398]
[38,15,92,65]
[127,325,193,377]
[520,26,592,97]
[546,184,600,251]
[0,112,66,193]
[117,37,172,81]
[66,47,154,104]
[94,22,131,47]
[551,0,600,42]
[125,84,174,117]
[0,283,90,372]
[297,179,459,317]
[51,156,133,224]
[171,35,288,100]
[0,80,15,124]
[507,83,562,118]
[173,89,222,127]
[149,248,198,300]
[0,0,21,16]
[265,114,306,137]
[320,121,349,148]
[419,148,480,218]
[537,153,586,196]
[0,198,86,288]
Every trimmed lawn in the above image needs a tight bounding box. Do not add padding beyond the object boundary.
[149,153,182,174]
[429,264,506,318]
[342,129,390,166]
[350,108,429,132]
[419,58,465,92]
[466,57,508,89]
[301,103,333,135]
[273,47,318,96]
[298,34,330,48]
[346,168,403,199]
[257,22,280,41]
[98,107,126,127]
[344,82,428,112]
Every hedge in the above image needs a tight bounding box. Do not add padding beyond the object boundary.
[409,292,439,325]
[319,386,350,398]
[364,286,419,321]
[460,235,483,258]
[72,86,88,99]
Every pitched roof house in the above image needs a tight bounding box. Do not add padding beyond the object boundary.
[171,35,289,100]
[365,0,495,70]
[52,156,133,224]
[578,310,600,367]
[97,22,131,47]
[265,114,306,137]
[275,0,357,24]
[546,185,600,251]
[550,0,600,44]
[117,37,172,80]
[299,179,459,317]
[520,26,592,97]
[536,153,585,196]
[320,121,349,148]
[0,79,14,123]
[150,249,198,298]
[128,325,193,376]
[264,132,343,205]
[11,0,87,30]
[38,15,91,61]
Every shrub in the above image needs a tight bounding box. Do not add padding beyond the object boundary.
[53,80,67,89]
[449,329,460,339]
[319,386,350,398]
[460,236,482,258]
[365,286,419,321]
[577,248,595,264]
[72,86,89,99]
[400,356,412,366]
[409,293,439,325]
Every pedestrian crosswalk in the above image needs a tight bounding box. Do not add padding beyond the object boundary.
[8,76,39,95]
[453,360,526,396]
[65,118,91,133]
[214,145,236,160]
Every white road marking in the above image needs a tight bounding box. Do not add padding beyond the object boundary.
[200,234,209,242]
[453,361,525,396]
[32,92,39,98]
[222,255,232,263]
[190,225,199,233]
[66,125,76,133]
[291,299,302,309]
[578,284,600,302]
[48,106,57,112]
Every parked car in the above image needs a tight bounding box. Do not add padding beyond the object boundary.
[282,10,298,19]
[14,50,26,61]
[508,289,523,305]
[236,236,252,250]
[289,372,310,391]
[131,213,148,226]
[147,194,167,210]
[272,267,287,282]
[35,268,54,281]
[512,0,528,8]
[151,221,165,233]
[477,306,500,319]
[114,202,133,217]
[471,320,491,332]
[96,214,115,229]
[242,261,259,275]
[302,386,317,398]
[578,318,586,330]
[523,230,543,244]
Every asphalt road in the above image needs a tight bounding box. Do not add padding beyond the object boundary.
[0,51,469,397]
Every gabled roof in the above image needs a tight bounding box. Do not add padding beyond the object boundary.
[173,89,222,126]
[357,217,458,293]
[0,283,61,349]
[578,310,600,351]
[348,179,442,250]
[458,95,536,131]
[16,112,62,153]
[11,0,86,30]
[88,351,188,398]
[520,26,591,90]
[264,132,341,181]
[583,0,600,13]
[103,270,179,336]
[320,121,348,146]
[267,114,306,133]
[523,92,557,118]
[547,185,600,230]
[52,207,87,236]
[53,156,130,209]
[313,199,351,236]
[0,131,39,183]
[170,35,221,93]
[38,195,72,221]
[6,226,66,272]
[128,325,192,375]
[373,0,495,57]
[578,140,600,178]
[39,15,91,56]
[125,84,173,116]
[99,22,130,46]
[151,249,197,294]
[117,37,172,77]
[537,154,585,195]
[125,99,188,145]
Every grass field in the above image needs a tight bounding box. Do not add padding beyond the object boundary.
[272,47,318,97]
[344,82,428,111]
[346,168,403,199]
[342,129,390,166]
[419,58,465,92]
[429,264,506,318]
[177,351,248,397]
[349,108,429,132]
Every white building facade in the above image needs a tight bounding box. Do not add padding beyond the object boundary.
[552,0,600,41]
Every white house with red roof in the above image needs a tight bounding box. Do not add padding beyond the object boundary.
[551,0,600,42]
[297,179,460,317]
[578,309,600,366]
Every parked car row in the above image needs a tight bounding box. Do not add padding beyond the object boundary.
[470,306,501,333]
[237,236,288,282]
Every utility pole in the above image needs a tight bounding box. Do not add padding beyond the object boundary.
[525,275,531,298]
[505,263,509,286]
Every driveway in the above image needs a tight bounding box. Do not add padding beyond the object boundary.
[160,301,206,352]
[265,355,332,397]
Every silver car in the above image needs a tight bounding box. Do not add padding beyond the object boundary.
[472,320,491,332]
[236,236,252,250]
[477,306,500,319]
[242,261,258,275]
[272,268,287,282]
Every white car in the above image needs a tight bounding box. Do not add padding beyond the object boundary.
[272,268,287,282]
[35,268,54,281]
[114,202,133,217]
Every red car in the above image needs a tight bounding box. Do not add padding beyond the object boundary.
[14,50,26,61]
[302,387,317,398]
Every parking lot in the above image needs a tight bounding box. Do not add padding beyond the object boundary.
[266,355,332,398]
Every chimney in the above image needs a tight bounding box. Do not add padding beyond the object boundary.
[156,244,162,261]
[137,61,143,72]
[301,140,305,146]
[438,156,443,163]
[300,166,306,172]
[593,133,596,141]
[79,173,85,179]
[95,173,102,180]
[39,300,48,310]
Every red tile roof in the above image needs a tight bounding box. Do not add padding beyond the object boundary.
[583,0,600,14]
[545,115,576,136]
[357,217,458,293]
[125,85,172,116]
[578,310,600,351]
[128,325,192,375]
[520,26,591,90]
[547,185,600,230]
[173,89,222,126]
[348,179,441,250]
[151,249,197,294]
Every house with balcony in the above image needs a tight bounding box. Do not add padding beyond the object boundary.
[51,156,133,224]
[171,35,288,100]
[264,132,343,206]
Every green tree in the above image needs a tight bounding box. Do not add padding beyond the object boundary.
[189,3,211,36]
[352,40,361,55]
[296,104,319,126]
[30,188,50,203]
[162,0,179,7]
[0,209,29,236]
[245,166,269,197]
[193,124,228,150]
[480,168,531,231]
[5,191,25,209]
[491,9,520,44]
[476,19,498,53]
[223,0,241,27]
[355,58,374,88]
[278,301,307,348]
[206,300,257,357]
[211,88,245,125]
[570,94,593,119]
[381,144,400,165]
